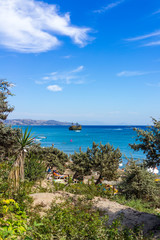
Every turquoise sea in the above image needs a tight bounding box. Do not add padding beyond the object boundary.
[15,125,147,167]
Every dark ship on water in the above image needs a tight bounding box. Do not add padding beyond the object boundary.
[69,123,82,131]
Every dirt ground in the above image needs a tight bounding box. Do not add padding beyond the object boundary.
[30,191,160,239]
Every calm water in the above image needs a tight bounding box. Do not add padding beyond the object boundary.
[14,125,147,166]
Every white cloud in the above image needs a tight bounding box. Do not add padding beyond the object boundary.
[126,30,160,47]
[126,31,160,42]
[144,41,160,46]
[62,55,72,59]
[153,9,160,15]
[117,71,148,77]
[71,65,84,73]
[0,0,91,53]
[74,80,85,85]
[43,76,50,80]
[37,65,85,85]
[47,85,62,92]
[146,82,160,87]
[94,1,124,14]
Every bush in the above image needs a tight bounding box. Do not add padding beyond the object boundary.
[70,149,93,180]
[0,195,148,239]
[27,197,146,240]
[27,145,69,173]
[119,160,160,204]
[0,124,21,158]
[0,161,11,196]
[0,198,28,239]
[52,180,119,199]
[25,154,46,182]
[70,142,122,183]
[129,118,160,167]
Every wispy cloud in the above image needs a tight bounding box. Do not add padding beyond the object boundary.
[117,71,149,77]
[61,55,72,59]
[153,9,160,15]
[144,41,160,46]
[126,30,160,47]
[126,31,160,42]
[0,0,91,53]
[146,82,160,87]
[71,65,84,73]
[36,65,86,87]
[47,85,62,92]
[94,1,124,14]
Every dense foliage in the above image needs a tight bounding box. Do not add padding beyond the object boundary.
[119,160,160,204]
[0,124,20,158]
[25,154,46,181]
[53,180,118,199]
[27,197,146,240]
[27,145,69,173]
[70,142,122,183]
[0,197,147,240]
[0,80,14,121]
[0,80,20,158]
[0,198,27,239]
[130,118,160,167]
[70,148,93,180]
[91,142,122,183]
[0,161,13,197]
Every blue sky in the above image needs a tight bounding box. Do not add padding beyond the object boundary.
[0,0,160,125]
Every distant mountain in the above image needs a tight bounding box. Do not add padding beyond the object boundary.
[4,119,72,126]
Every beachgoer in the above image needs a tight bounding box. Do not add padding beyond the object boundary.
[47,167,52,173]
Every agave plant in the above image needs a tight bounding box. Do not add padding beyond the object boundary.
[17,127,35,150]
[8,127,35,188]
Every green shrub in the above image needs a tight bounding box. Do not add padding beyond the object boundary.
[27,145,69,173]
[25,154,46,182]
[53,180,119,199]
[10,180,34,211]
[114,195,157,215]
[0,195,148,240]
[27,197,146,240]
[70,142,122,183]
[0,161,12,197]
[0,198,27,239]
[119,160,160,204]
[0,124,21,158]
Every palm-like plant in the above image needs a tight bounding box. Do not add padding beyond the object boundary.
[8,127,35,188]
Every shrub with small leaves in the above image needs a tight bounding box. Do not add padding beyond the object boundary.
[27,145,69,173]
[25,154,46,182]
[119,160,160,204]
[0,198,27,239]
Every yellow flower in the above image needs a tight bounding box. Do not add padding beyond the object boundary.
[3,205,8,213]
[5,199,10,204]
[1,199,16,205]
[9,199,15,203]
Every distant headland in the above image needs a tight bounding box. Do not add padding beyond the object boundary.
[4,119,72,126]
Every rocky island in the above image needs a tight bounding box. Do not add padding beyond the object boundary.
[4,119,72,126]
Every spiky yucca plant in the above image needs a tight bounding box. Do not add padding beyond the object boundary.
[8,127,35,189]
